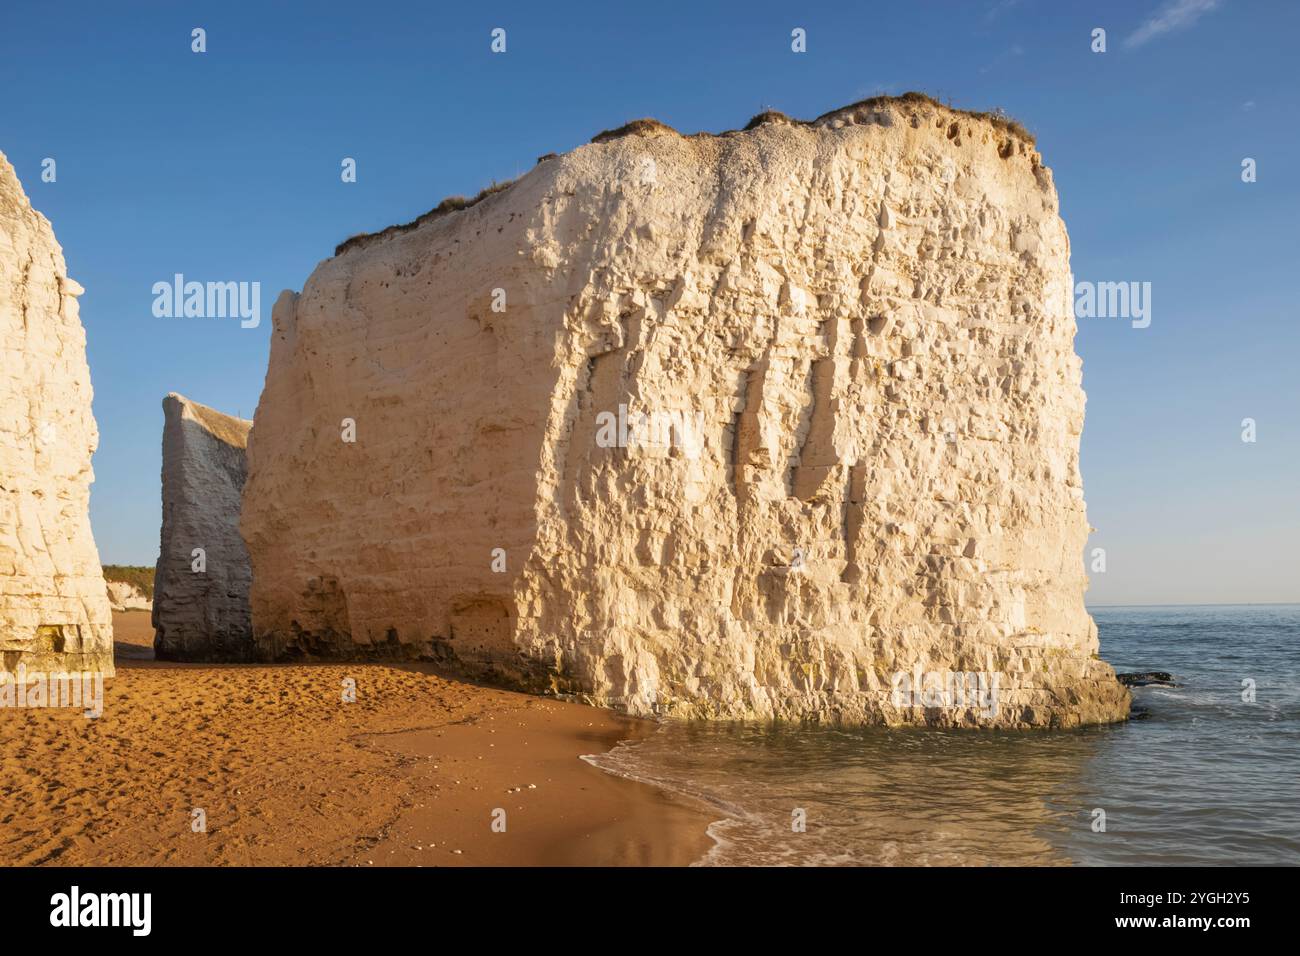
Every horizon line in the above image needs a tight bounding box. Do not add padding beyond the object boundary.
[1087,601,1299,609]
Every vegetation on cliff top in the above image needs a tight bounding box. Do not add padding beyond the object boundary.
[102,565,154,599]
[334,91,1032,257]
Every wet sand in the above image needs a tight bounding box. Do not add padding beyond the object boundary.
[0,611,715,867]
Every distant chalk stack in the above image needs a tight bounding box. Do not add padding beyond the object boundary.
[152,393,254,661]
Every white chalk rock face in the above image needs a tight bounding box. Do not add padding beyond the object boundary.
[106,581,151,612]
[243,97,1129,727]
[0,151,114,675]
[153,393,254,661]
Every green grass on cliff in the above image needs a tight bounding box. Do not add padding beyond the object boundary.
[102,565,154,599]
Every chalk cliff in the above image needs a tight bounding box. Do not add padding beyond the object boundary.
[153,393,254,661]
[106,581,151,612]
[242,94,1129,727]
[0,151,114,675]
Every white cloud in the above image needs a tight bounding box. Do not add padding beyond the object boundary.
[1125,0,1222,48]
[985,0,1024,20]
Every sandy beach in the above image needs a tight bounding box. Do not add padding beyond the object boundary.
[0,612,715,867]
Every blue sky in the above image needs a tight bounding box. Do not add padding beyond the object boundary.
[2,0,1296,604]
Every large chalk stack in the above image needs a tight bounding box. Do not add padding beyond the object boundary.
[153,393,254,661]
[241,94,1129,727]
[0,151,114,676]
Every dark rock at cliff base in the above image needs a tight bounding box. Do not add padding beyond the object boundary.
[1117,671,1182,688]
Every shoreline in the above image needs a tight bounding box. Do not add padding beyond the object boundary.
[355,708,719,867]
[0,611,716,867]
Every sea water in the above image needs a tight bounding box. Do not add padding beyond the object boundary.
[585,605,1300,865]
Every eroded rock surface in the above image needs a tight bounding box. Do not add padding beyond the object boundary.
[106,581,151,612]
[153,393,253,661]
[242,95,1129,727]
[0,151,114,676]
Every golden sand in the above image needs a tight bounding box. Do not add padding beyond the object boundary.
[0,612,713,866]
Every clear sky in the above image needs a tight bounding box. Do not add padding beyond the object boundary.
[2,0,1296,605]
